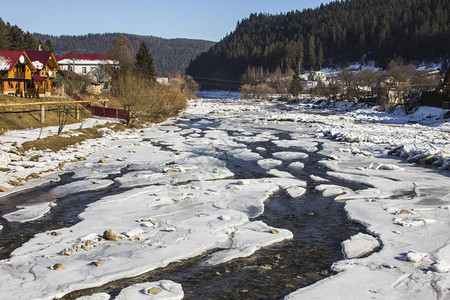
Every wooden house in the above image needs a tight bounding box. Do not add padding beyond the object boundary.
[0,50,36,95]
[308,71,327,82]
[26,51,60,97]
[376,76,409,105]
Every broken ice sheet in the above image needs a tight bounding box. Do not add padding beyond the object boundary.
[342,233,380,259]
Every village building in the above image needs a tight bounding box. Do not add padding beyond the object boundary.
[26,51,60,97]
[56,52,111,74]
[0,50,36,95]
[156,77,169,85]
[375,76,409,105]
[56,52,116,93]
[308,71,327,82]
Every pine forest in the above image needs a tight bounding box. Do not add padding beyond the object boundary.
[186,0,449,89]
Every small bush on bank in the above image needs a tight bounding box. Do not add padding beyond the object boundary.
[240,83,275,100]
[109,72,187,123]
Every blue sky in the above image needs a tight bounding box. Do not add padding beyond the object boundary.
[1,0,331,41]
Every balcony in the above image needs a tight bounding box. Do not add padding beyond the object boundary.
[13,72,25,79]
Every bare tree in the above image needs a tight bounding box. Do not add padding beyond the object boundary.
[411,71,440,93]
[356,68,382,92]
[339,68,356,98]
[387,58,415,83]
[110,72,187,122]
[110,72,148,119]
[106,34,135,74]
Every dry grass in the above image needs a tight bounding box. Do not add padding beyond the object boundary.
[18,123,126,153]
[0,94,92,132]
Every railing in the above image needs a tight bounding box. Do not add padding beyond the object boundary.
[64,87,129,121]
[14,72,25,79]
[64,87,83,101]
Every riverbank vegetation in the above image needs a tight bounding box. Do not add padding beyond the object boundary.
[103,35,191,123]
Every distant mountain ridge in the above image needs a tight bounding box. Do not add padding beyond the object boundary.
[33,33,215,76]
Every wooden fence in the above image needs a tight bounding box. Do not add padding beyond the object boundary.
[0,89,130,124]
[64,88,129,121]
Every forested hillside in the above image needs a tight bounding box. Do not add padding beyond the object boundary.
[186,0,449,89]
[0,18,47,51]
[33,33,215,76]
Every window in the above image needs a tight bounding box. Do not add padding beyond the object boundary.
[82,67,87,73]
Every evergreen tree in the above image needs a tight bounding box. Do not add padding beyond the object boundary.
[24,32,39,50]
[297,41,304,73]
[289,71,302,98]
[42,39,54,51]
[307,35,316,70]
[9,25,25,50]
[135,42,157,79]
[0,18,9,50]
[187,0,450,89]
[317,42,324,70]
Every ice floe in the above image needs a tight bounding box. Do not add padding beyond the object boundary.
[341,233,380,259]
[115,280,183,300]
[272,151,308,160]
[257,158,283,170]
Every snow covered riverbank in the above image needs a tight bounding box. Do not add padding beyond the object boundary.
[0,98,449,299]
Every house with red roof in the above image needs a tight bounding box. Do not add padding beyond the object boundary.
[26,51,60,97]
[56,52,116,93]
[56,52,115,76]
[0,50,36,95]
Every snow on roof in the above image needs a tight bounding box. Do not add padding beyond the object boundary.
[57,58,114,65]
[56,52,112,62]
[0,50,24,71]
[32,61,44,70]
[26,51,54,70]
[0,56,11,71]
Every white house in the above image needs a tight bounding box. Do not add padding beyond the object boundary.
[308,71,327,82]
[56,52,116,77]
[56,52,117,93]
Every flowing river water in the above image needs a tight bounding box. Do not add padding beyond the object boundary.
[0,100,375,299]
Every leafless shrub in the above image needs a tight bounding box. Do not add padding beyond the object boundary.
[110,72,187,122]
[240,83,275,100]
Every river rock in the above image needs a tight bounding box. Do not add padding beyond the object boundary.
[59,250,71,256]
[25,173,39,180]
[91,261,102,267]
[103,229,119,241]
[0,186,10,192]
[145,287,162,295]
[51,263,63,271]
